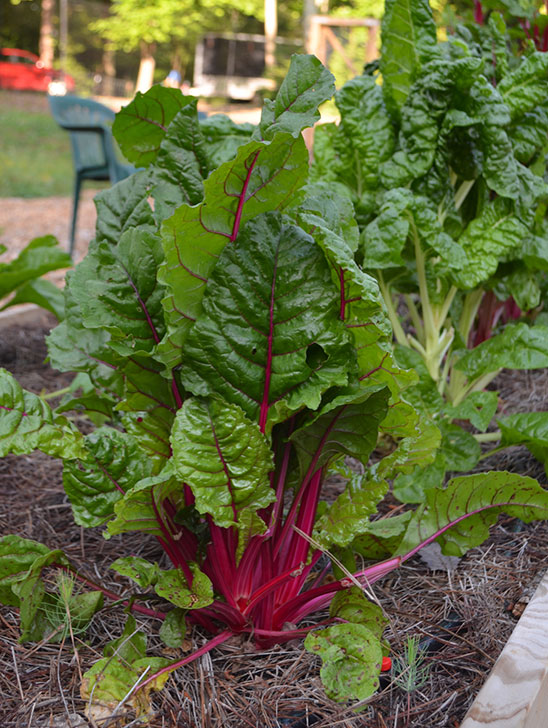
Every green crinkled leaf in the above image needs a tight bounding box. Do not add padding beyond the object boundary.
[94,171,156,245]
[291,388,389,483]
[444,390,499,432]
[396,471,548,557]
[81,615,171,718]
[0,235,71,300]
[154,564,213,609]
[314,471,389,549]
[171,397,274,529]
[392,456,446,503]
[150,99,209,222]
[159,608,186,647]
[498,411,548,470]
[455,323,548,380]
[377,401,441,479]
[393,347,444,415]
[508,107,548,163]
[0,535,54,606]
[110,557,160,588]
[305,622,383,702]
[159,133,309,368]
[380,0,438,116]
[106,464,184,539]
[200,114,255,168]
[438,421,481,472]
[497,261,541,312]
[69,229,166,357]
[329,587,388,638]
[454,198,528,289]
[298,182,360,253]
[62,428,153,528]
[0,369,84,459]
[334,74,396,191]
[498,51,548,122]
[353,512,413,559]
[179,213,355,431]
[112,86,192,166]
[257,54,335,141]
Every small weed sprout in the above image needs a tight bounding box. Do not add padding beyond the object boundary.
[392,636,431,693]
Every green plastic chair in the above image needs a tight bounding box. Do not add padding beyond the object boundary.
[48,94,135,256]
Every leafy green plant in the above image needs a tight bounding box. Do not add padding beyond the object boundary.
[2,54,548,717]
[312,0,548,500]
[0,236,71,320]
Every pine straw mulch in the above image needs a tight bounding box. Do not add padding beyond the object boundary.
[1,320,548,728]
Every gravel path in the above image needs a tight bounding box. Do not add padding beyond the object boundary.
[0,188,97,264]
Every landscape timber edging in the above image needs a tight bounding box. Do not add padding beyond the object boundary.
[461,570,548,728]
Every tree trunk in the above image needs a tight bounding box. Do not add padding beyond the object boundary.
[135,41,156,94]
[103,44,116,97]
[39,0,55,68]
[264,0,277,70]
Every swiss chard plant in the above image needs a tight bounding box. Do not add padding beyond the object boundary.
[0,236,71,320]
[2,54,548,718]
[312,0,548,500]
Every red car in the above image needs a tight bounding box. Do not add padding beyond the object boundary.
[0,48,75,93]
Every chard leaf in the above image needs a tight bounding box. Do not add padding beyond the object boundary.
[498,412,548,468]
[329,588,388,638]
[159,133,308,367]
[314,473,389,548]
[180,213,354,430]
[94,172,156,245]
[62,428,153,528]
[0,535,55,606]
[112,86,192,166]
[171,397,274,530]
[200,114,255,168]
[258,54,334,141]
[376,402,441,479]
[106,465,184,539]
[305,622,383,702]
[380,0,438,116]
[69,229,166,357]
[438,421,481,472]
[150,99,209,221]
[396,471,548,557]
[298,181,360,253]
[291,388,389,482]
[353,512,413,559]
[0,369,84,459]
[444,390,499,432]
[1,278,65,320]
[454,198,528,289]
[154,564,213,609]
[110,557,159,588]
[0,235,71,299]
[508,108,548,163]
[455,323,548,380]
[499,263,541,312]
[334,74,396,191]
[498,51,548,122]
[81,615,171,719]
[159,608,186,647]
[392,457,446,503]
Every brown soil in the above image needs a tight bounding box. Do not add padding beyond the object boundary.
[1,320,548,728]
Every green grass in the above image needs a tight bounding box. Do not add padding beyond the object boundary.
[0,93,73,198]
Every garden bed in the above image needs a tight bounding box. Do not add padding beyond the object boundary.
[1,319,548,728]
